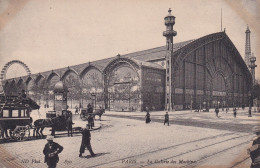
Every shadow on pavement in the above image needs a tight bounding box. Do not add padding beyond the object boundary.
[82,152,110,159]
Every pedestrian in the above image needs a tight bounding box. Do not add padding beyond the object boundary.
[215,107,219,117]
[51,123,56,137]
[87,114,93,129]
[87,103,93,113]
[91,114,95,128]
[79,124,95,158]
[164,112,169,126]
[43,135,63,168]
[66,116,73,137]
[226,107,229,113]
[248,106,252,117]
[75,106,79,114]
[233,108,237,118]
[145,107,151,124]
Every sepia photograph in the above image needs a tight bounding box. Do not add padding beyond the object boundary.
[0,0,259,167]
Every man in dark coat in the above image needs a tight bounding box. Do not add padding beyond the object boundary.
[66,116,73,137]
[79,124,95,157]
[164,112,169,126]
[215,107,219,117]
[19,89,27,99]
[0,122,9,139]
[43,135,63,168]
[87,104,93,113]
[87,114,94,129]
[233,108,237,118]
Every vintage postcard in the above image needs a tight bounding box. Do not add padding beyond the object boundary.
[0,0,259,168]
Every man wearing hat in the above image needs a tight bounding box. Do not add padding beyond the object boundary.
[164,112,169,126]
[79,124,95,157]
[43,135,63,168]
[66,116,73,137]
[87,103,93,113]
[248,126,260,167]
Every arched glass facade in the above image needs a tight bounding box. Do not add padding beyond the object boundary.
[2,33,252,112]
[173,35,252,110]
[81,69,104,109]
[63,72,81,109]
[108,65,139,111]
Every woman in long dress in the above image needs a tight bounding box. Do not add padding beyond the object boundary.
[145,107,151,123]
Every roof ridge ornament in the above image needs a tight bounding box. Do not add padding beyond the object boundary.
[168,8,172,14]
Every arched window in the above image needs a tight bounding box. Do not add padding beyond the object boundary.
[81,69,104,109]
[108,65,139,111]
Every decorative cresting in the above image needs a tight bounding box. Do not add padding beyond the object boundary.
[103,56,141,109]
[0,60,31,82]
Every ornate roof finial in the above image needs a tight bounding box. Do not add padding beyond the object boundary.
[168,8,172,14]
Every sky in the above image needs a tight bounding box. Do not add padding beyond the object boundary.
[0,0,259,80]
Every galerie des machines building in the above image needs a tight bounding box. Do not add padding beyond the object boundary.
[2,9,253,112]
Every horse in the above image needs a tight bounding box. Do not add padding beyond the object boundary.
[93,107,105,121]
[33,116,64,138]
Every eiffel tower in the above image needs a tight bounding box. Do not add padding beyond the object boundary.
[245,25,251,68]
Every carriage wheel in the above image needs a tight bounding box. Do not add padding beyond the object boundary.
[13,126,30,141]
[80,113,88,121]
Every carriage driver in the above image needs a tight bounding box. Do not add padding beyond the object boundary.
[19,89,27,100]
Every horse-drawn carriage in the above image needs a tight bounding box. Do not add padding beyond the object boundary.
[0,94,40,141]
[80,106,105,121]
[33,109,74,138]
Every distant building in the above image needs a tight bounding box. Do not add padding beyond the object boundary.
[2,10,253,111]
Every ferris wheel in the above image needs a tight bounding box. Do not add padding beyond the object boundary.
[0,60,31,82]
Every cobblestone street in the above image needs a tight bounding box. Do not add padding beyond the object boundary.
[0,108,258,168]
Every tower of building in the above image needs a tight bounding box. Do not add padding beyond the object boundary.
[249,53,257,85]
[245,25,251,67]
[163,8,177,111]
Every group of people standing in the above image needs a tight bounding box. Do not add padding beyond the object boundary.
[65,103,95,137]
[215,107,237,118]
[145,107,170,126]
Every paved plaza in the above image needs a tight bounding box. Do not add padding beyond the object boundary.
[0,107,259,168]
